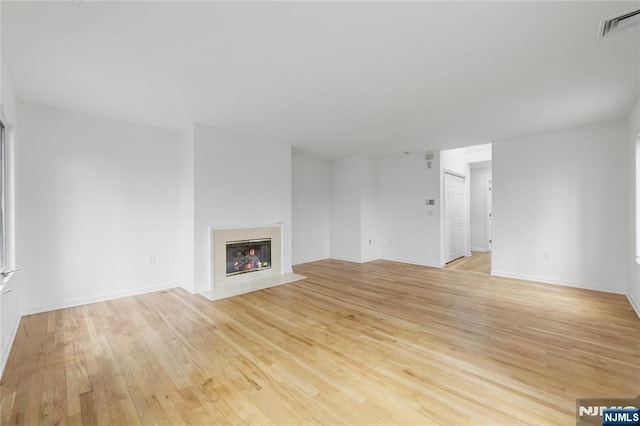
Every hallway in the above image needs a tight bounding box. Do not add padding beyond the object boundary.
[445,251,491,274]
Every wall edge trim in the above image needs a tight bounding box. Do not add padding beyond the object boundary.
[491,270,626,295]
[627,293,640,319]
[0,312,21,379]
[21,283,178,316]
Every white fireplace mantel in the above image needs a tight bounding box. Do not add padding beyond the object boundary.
[198,224,305,301]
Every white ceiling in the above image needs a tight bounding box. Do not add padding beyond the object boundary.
[2,1,639,158]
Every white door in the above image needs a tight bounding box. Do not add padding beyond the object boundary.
[486,179,492,251]
[444,172,466,263]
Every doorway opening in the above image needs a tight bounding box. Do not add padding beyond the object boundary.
[441,143,492,274]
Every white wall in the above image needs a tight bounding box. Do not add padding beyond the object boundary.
[291,153,330,265]
[378,153,441,267]
[629,97,640,317]
[470,166,492,251]
[493,120,629,293]
[330,157,364,262]
[192,124,292,291]
[177,125,195,291]
[329,156,379,263]
[360,158,379,262]
[16,102,183,314]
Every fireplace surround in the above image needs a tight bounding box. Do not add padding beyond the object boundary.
[203,224,304,300]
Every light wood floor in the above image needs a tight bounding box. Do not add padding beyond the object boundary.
[1,260,639,425]
[445,251,491,274]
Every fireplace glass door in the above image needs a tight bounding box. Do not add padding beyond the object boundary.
[225,238,272,276]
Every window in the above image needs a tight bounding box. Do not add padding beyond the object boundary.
[0,119,6,273]
[637,136,640,264]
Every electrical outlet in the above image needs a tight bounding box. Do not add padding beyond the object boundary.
[148,256,156,266]
[543,250,551,260]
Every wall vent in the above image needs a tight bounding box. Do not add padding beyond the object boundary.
[598,7,640,39]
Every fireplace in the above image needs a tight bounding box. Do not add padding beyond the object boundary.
[211,225,283,289]
[203,224,305,301]
[226,238,271,276]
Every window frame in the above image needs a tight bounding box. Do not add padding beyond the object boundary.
[0,118,6,274]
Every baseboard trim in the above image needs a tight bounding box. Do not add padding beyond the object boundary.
[491,270,626,295]
[470,247,491,253]
[22,283,179,316]
[627,293,640,319]
[293,256,330,266]
[178,283,197,294]
[0,313,21,378]
[379,256,442,269]
[329,256,365,264]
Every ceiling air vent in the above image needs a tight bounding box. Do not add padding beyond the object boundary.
[598,7,640,39]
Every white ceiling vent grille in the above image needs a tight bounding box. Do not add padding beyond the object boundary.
[598,7,640,39]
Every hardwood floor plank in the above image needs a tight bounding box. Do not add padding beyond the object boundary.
[79,391,98,426]
[2,259,639,425]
